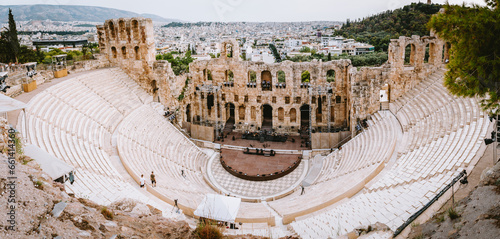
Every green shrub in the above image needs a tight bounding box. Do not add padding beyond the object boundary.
[193,221,223,239]
[34,180,44,190]
[447,207,460,220]
[435,214,445,223]
[101,207,114,220]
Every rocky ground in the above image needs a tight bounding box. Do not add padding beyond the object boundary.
[0,147,298,239]
[0,155,196,238]
[408,160,500,239]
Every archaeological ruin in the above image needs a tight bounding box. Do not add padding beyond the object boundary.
[97,18,449,149]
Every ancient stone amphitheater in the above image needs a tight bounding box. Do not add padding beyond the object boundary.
[15,18,492,239]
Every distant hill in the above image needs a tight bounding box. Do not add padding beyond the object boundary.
[0,5,181,23]
[336,3,442,51]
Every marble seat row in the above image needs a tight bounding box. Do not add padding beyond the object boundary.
[290,171,457,238]
[265,111,401,224]
[18,68,175,214]
[289,69,490,238]
[315,110,399,184]
[116,105,276,223]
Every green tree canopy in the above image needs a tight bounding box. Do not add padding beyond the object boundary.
[7,8,20,63]
[428,0,500,113]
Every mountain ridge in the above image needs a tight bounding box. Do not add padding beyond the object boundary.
[0,4,181,23]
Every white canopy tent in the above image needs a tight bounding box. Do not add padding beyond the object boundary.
[0,93,27,113]
[24,144,74,181]
[194,194,241,223]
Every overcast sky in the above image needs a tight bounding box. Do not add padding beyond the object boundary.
[0,0,487,22]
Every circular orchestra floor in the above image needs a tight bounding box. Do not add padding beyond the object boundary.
[221,149,301,176]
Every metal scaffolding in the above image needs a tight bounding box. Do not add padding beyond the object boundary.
[309,85,333,133]
[196,84,222,140]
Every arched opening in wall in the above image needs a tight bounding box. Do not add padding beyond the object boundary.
[132,20,139,39]
[290,108,297,123]
[226,70,234,82]
[108,21,116,39]
[204,69,212,81]
[248,70,256,83]
[134,46,140,60]
[404,43,416,66]
[121,46,127,58]
[239,105,245,121]
[316,97,323,123]
[278,107,284,122]
[251,106,256,121]
[277,71,286,83]
[423,44,430,63]
[300,104,310,133]
[261,70,272,91]
[207,93,214,116]
[111,47,117,58]
[326,70,335,82]
[428,43,436,63]
[226,103,235,123]
[262,104,273,130]
[119,20,126,41]
[301,70,311,83]
[186,104,191,122]
[151,80,158,94]
[443,42,451,63]
[330,106,335,122]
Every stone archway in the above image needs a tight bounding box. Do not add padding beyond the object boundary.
[262,104,273,131]
[300,104,311,133]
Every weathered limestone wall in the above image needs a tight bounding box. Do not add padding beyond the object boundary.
[349,34,446,131]
[182,55,351,134]
[97,17,158,93]
[95,17,449,141]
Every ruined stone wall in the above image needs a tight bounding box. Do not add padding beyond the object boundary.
[97,18,157,92]
[349,34,446,130]
[95,18,450,138]
[180,51,352,134]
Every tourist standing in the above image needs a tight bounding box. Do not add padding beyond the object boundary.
[140,174,145,188]
[150,171,156,187]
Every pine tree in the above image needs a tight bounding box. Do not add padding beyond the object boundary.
[7,8,20,63]
[428,0,500,113]
[328,52,332,61]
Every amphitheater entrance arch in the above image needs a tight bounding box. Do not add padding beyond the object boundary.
[186,104,191,122]
[225,102,235,122]
[300,104,310,133]
[262,104,273,131]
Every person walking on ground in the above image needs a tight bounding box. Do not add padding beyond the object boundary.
[140,174,145,188]
[300,184,305,195]
[150,171,156,187]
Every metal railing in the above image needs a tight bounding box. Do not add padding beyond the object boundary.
[393,169,467,237]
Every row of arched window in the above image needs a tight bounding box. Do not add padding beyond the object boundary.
[110,46,141,60]
[403,42,451,66]
[107,19,146,43]
[202,69,336,84]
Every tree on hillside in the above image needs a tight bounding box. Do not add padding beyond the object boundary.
[337,3,442,51]
[7,8,20,63]
[428,0,500,113]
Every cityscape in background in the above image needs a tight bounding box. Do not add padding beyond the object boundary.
[2,20,377,63]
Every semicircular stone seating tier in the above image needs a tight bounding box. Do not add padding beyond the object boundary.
[116,105,277,223]
[287,68,491,239]
[17,68,164,210]
[267,109,401,224]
